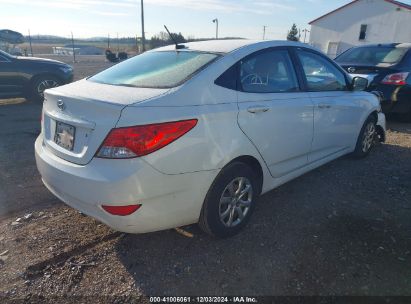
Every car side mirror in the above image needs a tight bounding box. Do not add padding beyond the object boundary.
[352,77,368,91]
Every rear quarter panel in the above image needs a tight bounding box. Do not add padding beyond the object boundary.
[117,100,268,177]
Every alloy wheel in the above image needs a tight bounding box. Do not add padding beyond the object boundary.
[37,80,59,98]
[362,122,376,153]
[219,177,253,228]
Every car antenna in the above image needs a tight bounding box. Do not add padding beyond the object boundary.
[164,25,186,50]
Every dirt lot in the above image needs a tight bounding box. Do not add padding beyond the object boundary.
[0,55,411,302]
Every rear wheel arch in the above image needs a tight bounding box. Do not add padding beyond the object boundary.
[224,155,264,196]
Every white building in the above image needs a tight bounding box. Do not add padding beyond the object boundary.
[309,0,411,58]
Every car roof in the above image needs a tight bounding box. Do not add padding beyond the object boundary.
[151,39,312,54]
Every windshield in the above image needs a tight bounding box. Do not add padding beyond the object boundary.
[89,51,219,88]
[336,47,408,65]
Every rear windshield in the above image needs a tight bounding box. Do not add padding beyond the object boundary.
[89,51,219,88]
[336,47,408,65]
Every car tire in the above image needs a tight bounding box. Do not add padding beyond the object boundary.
[28,75,61,103]
[199,162,259,238]
[352,115,377,159]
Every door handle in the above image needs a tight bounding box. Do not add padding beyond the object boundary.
[318,103,332,109]
[247,106,270,114]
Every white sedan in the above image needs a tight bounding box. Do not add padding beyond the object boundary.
[35,40,386,238]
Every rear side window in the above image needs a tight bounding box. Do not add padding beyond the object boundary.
[297,50,347,92]
[336,47,408,65]
[215,64,237,90]
[89,51,219,88]
[239,49,299,93]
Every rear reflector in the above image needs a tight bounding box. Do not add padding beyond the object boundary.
[381,72,409,85]
[96,119,198,159]
[102,204,141,216]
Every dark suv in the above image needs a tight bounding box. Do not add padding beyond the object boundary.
[335,43,411,120]
[0,50,73,102]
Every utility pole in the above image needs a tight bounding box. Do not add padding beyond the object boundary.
[302,29,310,43]
[71,31,76,63]
[28,29,33,56]
[107,33,110,49]
[141,0,146,52]
[213,18,219,39]
[117,32,119,53]
[263,25,267,40]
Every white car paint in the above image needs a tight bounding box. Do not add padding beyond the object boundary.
[237,91,314,178]
[35,40,386,234]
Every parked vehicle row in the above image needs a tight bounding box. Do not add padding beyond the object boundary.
[35,40,386,237]
[0,50,73,102]
[336,43,411,120]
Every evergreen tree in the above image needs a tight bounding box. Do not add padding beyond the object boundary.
[287,24,300,41]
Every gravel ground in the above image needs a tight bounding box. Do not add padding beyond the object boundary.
[0,55,411,301]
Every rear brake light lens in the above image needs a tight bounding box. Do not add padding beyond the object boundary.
[381,72,409,85]
[102,204,141,216]
[96,119,198,159]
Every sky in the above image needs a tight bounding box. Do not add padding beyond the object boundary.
[1,0,411,40]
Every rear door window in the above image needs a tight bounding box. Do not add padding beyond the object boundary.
[239,49,299,93]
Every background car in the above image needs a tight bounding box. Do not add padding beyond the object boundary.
[0,50,73,102]
[335,43,411,120]
[35,40,385,238]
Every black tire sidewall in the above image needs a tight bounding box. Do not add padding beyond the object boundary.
[353,116,377,158]
[200,162,258,238]
[29,76,61,103]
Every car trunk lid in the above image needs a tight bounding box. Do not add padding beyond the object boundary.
[41,80,171,165]
[339,63,394,86]
[339,64,385,75]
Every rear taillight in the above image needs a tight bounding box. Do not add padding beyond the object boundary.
[96,119,198,159]
[381,72,409,85]
[102,204,141,216]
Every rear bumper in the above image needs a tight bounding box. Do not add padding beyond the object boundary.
[35,136,218,233]
[374,84,411,114]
